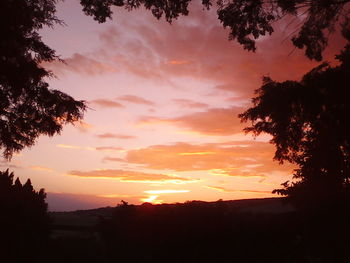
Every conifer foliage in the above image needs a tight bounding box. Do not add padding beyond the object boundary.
[0,170,50,262]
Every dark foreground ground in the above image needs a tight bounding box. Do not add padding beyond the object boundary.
[44,198,350,263]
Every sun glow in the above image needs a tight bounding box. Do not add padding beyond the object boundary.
[140,190,190,204]
[144,190,190,194]
[141,195,163,204]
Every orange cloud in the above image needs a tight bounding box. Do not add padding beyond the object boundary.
[205,186,273,194]
[95,146,124,151]
[144,189,190,194]
[97,133,136,139]
[67,169,198,184]
[102,157,126,162]
[117,95,155,105]
[208,168,266,178]
[168,60,190,65]
[98,194,142,198]
[179,151,216,156]
[139,107,245,136]
[90,99,124,108]
[125,141,295,175]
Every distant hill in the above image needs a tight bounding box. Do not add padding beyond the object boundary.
[50,197,293,229]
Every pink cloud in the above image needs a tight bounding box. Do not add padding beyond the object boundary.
[90,99,124,108]
[29,166,54,172]
[172,99,209,108]
[74,121,94,133]
[139,107,244,136]
[97,133,136,139]
[67,169,196,184]
[117,95,155,105]
[0,160,21,169]
[44,53,119,76]
[45,2,346,100]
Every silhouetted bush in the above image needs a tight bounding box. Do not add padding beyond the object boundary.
[0,170,50,262]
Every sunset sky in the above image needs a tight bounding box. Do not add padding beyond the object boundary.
[1,0,346,211]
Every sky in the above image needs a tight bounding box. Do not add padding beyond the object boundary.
[1,0,346,211]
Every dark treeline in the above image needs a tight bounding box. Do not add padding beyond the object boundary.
[1,168,350,262]
[99,201,350,263]
[48,199,350,263]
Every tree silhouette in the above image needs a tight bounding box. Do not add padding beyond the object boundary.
[80,0,350,61]
[0,170,50,262]
[239,39,350,207]
[0,0,86,159]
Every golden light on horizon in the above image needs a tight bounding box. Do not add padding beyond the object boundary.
[141,195,163,204]
[144,190,190,194]
[140,190,191,204]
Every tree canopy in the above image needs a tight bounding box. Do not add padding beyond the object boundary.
[80,0,350,61]
[239,39,350,206]
[0,0,86,159]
